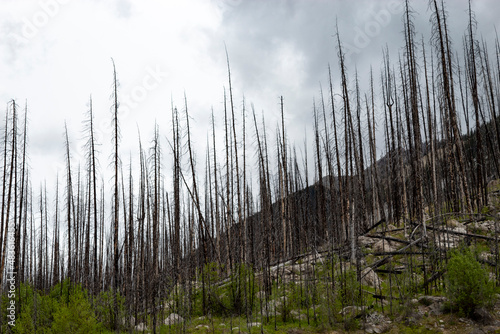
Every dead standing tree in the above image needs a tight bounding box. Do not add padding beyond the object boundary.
[431,0,472,212]
[111,58,121,332]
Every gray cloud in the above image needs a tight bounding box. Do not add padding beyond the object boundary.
[115,0,132,19]
[210,0,499,117]
[2,0,500,191]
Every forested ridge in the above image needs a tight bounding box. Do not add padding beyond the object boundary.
[1,1,500,333]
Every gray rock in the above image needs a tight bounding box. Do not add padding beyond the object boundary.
[453,225,467,234]
[480,252,495,262]
[134,323,148,331]
[483,325,500,333]
[361,267,382,288]
[289,262,313,275]
[472,307,497,326]
[418,295,447,315]
[469,328,485,334]
[339,305,367,316]
[195,324,209,330]
[417,295,447,304]
[372,239,396,253]
[365,323,389,333]
[366,311,386,324]
[365,324,376,333]
[434,232,461,249]
[247,322,261,328]
[301,253,323,264]
[404,310,423,326]
[446,219,460,228]
[164,313,183,325]
[358,236,377,247]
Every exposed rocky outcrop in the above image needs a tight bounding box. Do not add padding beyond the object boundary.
[361,267,382,289]
[164,313,183,326]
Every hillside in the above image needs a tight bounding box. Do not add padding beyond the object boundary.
[2,0,500,333]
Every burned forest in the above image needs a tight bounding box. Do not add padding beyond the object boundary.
[1,1,500,333]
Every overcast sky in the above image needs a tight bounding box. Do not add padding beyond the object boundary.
[1,0,499,194]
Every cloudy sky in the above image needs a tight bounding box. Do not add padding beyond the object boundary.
[1,0,499,192]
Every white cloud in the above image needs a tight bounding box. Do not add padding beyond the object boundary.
[0,0,499,195]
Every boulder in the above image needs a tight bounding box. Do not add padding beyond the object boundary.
[472,221,499,233]
[372,239,396,253]
[446,218,467,233]
[339,305,367,316]
[418,295,447,305]
[480,252,495,262]
[434,233,460,249]
[289,262,313,275]
[195,325,209,330]
[358,236,377,247]
[270,264,293,279]
[453,225,467,234]
[472,307,499,326]
[301,253,323,264]
[418,296,447,316]
[134,323,147,331]
[446,219,460,228]
[365,317,391,334]
[164,313,183,325]
[247,322,261,328]
[361,267,382,288]
[365,324,388,333]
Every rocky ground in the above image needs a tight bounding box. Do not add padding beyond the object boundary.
[132,181,500,333]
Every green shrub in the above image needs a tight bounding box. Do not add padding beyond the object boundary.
[51,284,101,333]
[445,248,496,316]
[93,289,125,330]
[338,267,361,307]
[227,263,256,315]
[195,262,226,316]
[9,284,58,334]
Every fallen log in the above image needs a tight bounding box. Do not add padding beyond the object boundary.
[374,268,404,274]
[420,269,446,290]
[363,289,399,300]
[424,224,497,241]
[364,234,411,245]
[367,237,424,272]
[361,218,386,236]
[372,251,430,256]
